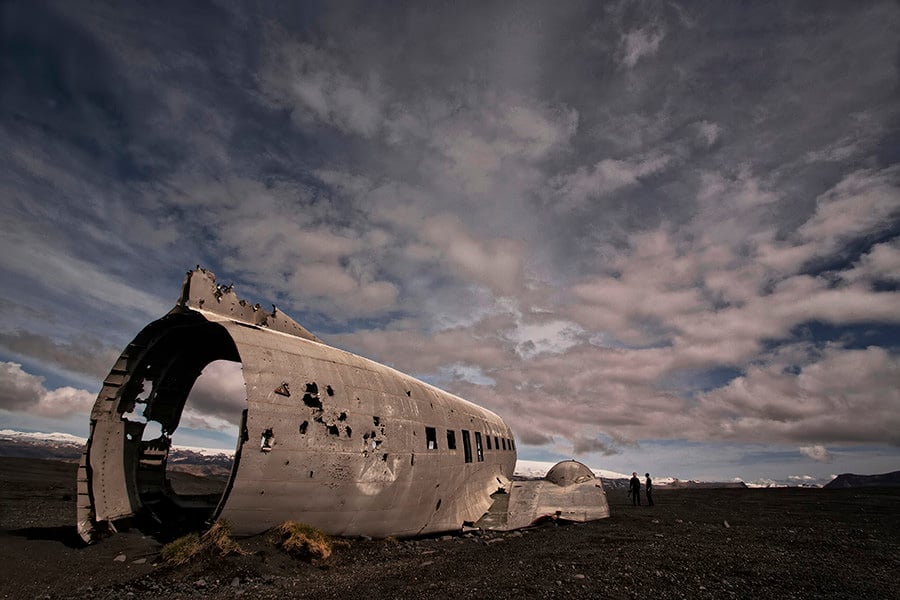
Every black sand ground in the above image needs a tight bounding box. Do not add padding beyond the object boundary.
[1,457,898,599]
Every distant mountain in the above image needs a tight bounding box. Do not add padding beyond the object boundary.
[0,429,84,461]
[0,429,234,477]
[600,478,631,491]
[666,479,748,489]
[514,459,629,480]
[824,471,900,489]
[166,446,234,478]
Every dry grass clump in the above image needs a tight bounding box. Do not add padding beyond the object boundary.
[160,532,201,565]
[161,520,247,565]
[272,521,332,560]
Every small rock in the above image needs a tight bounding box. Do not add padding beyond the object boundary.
[652,519,660,524]
[574,574,586,580]
[421,560,434,567]
[132,558,147,564]
[723,520,730,528]
[231,577,241,587]
[485,537,505,545]
[195,578,207,588]
[113,554,126,562]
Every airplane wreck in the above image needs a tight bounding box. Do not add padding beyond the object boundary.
[77,268,608,543]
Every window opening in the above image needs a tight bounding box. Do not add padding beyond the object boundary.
[261,428,274,451]
[501,438,506,451]
[474,432,484,462]
[446,430,457,450]
[494,436,499,450]
[426,427,438,450]
[462,430,473,463]
[486,435,492,450]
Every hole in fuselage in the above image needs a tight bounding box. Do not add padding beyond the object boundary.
[121,319,245,537]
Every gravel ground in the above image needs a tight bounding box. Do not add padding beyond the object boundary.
[1,457,898,600]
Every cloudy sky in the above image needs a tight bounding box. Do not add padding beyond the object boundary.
[2,1,898,484]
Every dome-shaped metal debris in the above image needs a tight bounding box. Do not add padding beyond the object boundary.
[545,460,596,487]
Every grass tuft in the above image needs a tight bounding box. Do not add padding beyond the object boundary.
[272,521,332,560]
[160,520,247,565]
[160,532,201,565]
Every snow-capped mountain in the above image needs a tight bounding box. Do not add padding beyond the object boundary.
[514,459,629,480]
[0,429,86,446]
[0,428,86,461]
[0,429,234,476]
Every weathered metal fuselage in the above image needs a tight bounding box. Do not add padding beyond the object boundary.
[77,268,516,542]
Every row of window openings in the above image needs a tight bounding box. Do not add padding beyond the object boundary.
[424,427,515,463]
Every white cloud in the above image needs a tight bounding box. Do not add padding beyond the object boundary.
[259,37,387,138]
[417,214,526,296]
[427,98,578,197]
[0,362,95,419]
[166,174,402,318]
[798,167,900,246]
[804,139,858,163]
[799,446,832,463]
[842,240,900,284]
[0,225,170,318]
[696,120,721,146]
[183,360,247,428]
[620,27,665,68]
[698,347,900,445]
[551,154,672,209]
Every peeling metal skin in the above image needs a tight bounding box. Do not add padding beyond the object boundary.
[77,268,517,543]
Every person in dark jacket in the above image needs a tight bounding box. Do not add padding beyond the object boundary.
[630,472,641,506]
[645,473,654,506]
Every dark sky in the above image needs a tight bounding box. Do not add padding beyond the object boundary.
[1,1,898,482]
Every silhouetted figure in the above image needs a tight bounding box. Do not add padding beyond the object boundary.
[645,473,654,506]
[630,472,641,506]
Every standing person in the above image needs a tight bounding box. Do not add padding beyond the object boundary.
[629,472,641,506]
[645,473,654,506]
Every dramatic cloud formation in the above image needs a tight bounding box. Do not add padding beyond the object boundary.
[0,362,95,418]
[1,1,898,480]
